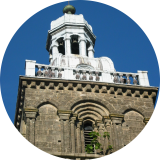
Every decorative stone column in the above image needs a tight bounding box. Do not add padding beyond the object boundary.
[79,38,87,57]
[88,45,95,58]
[81,122,85,153]
[96,120,104,144]
[103,116,112,155]
[64,35,71,55]
[144,118,159,159]
[110,114,124,152]
[96,120,104,154]
[58,110,72,153]
[24,108,38,145]
[77,120,82,153]
[70,116,76,153]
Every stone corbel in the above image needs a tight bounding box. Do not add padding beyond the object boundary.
[110,113,124,124]
[144,118,159,128]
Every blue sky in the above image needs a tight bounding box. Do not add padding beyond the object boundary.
[0,0,159,124]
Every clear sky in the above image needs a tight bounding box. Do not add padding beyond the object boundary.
[0,0,160,160]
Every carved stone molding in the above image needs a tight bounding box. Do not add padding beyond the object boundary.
[19,77,158,100]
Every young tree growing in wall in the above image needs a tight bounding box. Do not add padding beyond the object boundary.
[85,131,113,155]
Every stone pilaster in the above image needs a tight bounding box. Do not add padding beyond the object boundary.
[24,108,38,145]
[51,41,59,60]
[81,126,85,153]
[144,118,159,159]
[77,120,82,153]
[103,116,111,155]
[96,120,104,145]
[70,117,76,153]
[58,110,72,153]
[60,119,65,152]
[110,114,124,152]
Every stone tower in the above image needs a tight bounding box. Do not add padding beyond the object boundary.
[14,4,158,159]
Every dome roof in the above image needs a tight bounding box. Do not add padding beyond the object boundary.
[63,5,76,14]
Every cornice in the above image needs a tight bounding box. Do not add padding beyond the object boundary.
[23,108,38,112]
[19,76,158,100]
[58,110,72,114]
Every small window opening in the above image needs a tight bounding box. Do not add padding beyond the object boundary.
[71,35,79,54]
[86,42,90,57]
[58,38,65,55]
[83,121,94,153]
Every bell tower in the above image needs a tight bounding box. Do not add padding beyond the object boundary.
[46,4,96,66]
[14,3,158,160]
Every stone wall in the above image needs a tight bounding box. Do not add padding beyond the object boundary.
[14,77,158,158]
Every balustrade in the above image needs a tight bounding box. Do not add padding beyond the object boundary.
[25,62,145,86]
[112,72,138,85]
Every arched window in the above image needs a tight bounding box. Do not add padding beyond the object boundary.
[71,35,79,54]
[57,38,65,55]
[83,121,94,153]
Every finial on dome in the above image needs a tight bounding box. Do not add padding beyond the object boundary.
[63,2,76,14]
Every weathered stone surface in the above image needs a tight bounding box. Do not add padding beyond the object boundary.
[15,77,158,158]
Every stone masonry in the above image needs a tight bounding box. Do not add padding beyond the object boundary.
[14,76,158,159]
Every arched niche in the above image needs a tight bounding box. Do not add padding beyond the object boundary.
[35,104,61,152]
[71,35,80,55]
[71,101,109,126]
[122,110,151,159]
[57,37,65,55]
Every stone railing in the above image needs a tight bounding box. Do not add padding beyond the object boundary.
[25,60,150,86]
[111,72,139,85]
[18,151,148,160]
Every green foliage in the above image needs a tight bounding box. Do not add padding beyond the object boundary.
[85,131,113,154]
[85,131,101,154]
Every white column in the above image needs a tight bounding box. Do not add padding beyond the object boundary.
[88,45,95,58]
[137,70,150,86]
[51,41,59,61]
[79,38,87,57]
[64,35,71,55]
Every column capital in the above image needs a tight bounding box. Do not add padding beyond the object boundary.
[58,110,72,120]
[77,122,82,128]
[110,113,124,124]
[78,38,87,43]
[24,108,38,119]
[72,113,78,117]
[78,118,83,122]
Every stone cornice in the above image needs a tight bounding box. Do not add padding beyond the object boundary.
[58,110,72,114]
[19,76,158,100]
[46,23,96,51]
[103,116,110,119]
[23,108,38,112]
[109,113,124,119]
